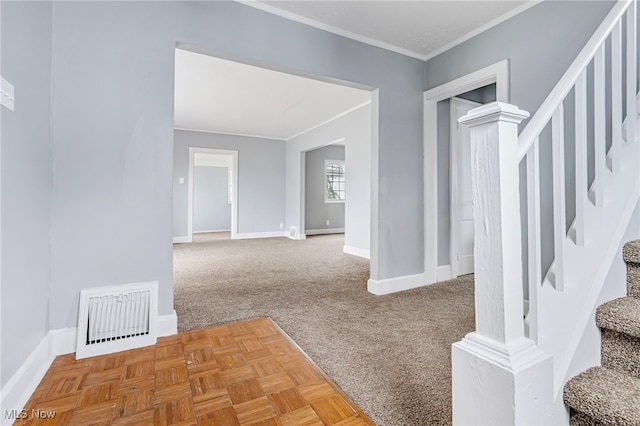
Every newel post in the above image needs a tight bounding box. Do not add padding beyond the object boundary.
[451,102,556,425]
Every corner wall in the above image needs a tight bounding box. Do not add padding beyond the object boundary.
[0,1,53,387]
[287,104,371,257]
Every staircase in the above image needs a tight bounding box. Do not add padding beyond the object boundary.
[563,240,640,425]
[451,0,640,424]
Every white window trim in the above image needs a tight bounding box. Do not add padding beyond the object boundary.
[324,159,345,203]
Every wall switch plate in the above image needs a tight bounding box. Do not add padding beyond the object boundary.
[1,76,15,111]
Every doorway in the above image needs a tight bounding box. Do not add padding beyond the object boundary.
[423,60,509,283]
[450,97,480,277]
[187,147,238,242]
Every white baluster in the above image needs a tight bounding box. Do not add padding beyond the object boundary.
[575,70,588,246]
[526,138,541,342]
[594,44,606,207]
[611,20,623,172]
[552,104,566,291]
[627,2,637,143]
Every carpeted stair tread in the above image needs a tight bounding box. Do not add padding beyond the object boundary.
[595,297,640,338]
[623,240,640,264]
[563,366,640,425]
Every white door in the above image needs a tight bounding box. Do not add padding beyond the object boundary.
[450,97,481,277]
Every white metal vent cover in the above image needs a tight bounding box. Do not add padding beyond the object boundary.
[76,281,158,359]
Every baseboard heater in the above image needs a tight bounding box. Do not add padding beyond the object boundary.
[76,281,158,359]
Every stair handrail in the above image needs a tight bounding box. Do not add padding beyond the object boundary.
[517,0,632,161]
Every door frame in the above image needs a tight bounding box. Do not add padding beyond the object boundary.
[423,60,509,283]
[188,147,239,241]
[450,97,481,278]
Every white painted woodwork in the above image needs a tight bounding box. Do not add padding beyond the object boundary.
[458,102,529,345]
[627,2,637,143]
[423,60,509,285]
[454,1,640,421]
[255,1,537,60]
[517,0,632,160]
[594,45,606,208]
[525,138,541,342]
[188,148,239,241]
[450,97,481,277]
[551,105,566,291]
[453,102,556,426]
[575,70,588,246]
[611,21,623,172]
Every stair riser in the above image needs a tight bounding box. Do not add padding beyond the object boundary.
[626,263,640,298]
[601,329,640,379]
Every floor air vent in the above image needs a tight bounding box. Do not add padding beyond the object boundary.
[76,281,158,359]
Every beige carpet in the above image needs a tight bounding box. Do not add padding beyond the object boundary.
[173,232,475,425]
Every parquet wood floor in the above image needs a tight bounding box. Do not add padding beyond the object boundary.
[15,318,374,425]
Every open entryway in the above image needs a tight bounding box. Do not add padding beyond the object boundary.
[423,60,509,283]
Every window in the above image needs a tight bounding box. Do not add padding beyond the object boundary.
[325,160,345,203]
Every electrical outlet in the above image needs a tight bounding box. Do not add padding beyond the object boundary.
[279,223,284,229]
[179,177,184,184]
[326,220,330,226]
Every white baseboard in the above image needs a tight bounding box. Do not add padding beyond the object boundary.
[288,233,306,240]
[305,228,345,236]
[158,310,178,337]
[0,334,54,425]
[173,236,191,244]
[343,245,370,259]
[234,231,287,240]
[0,311,178,421]
[437,264,453,282]
[193,229,230,234]
[367,272,431,295]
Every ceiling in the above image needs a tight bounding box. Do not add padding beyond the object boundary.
[175,2,539,139]
[174,49,371,140]
[248,0,540,60]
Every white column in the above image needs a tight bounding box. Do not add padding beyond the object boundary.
[452,102,554,425]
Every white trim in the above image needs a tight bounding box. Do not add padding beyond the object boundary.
[305,228,344,236]
[423,1,542,61]
[367,272,429,295]
[175,127,285,142]
[0,312,176,423]
[235,231,287,240]
[0,335,53,424]
[193,229,231,234]
[423,60,509,289]
[450,97,481,278]
[235,1,426,60]
[343,245,370,259]
[173,236,191,244]
[236,1,540,62]
[188,148,238,242]
[437,264,453,282]
[158,310,178,337]
[287,101,371,141]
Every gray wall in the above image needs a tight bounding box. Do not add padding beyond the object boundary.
[193,166,231,232]
[1,1,53,386]
[174,130,286,237]
[288,104,371,256]
[48,0,423,328]
[426,1,616,272]
[305,145,345,231]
